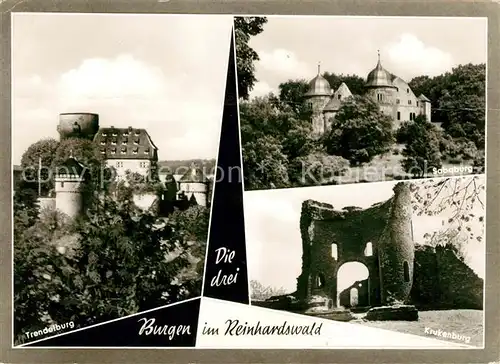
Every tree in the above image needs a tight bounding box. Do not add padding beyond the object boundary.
[277,79,313,120]
[411,175,485,244]
[323,72,367,96]
[234,16,267,100]
[401,115,443,178]
[20,138,60,196]
[409,64,486,150]
[423,229,470,264]
[323,95,394,166]
[250,280,288,301]
[288,152,349,187]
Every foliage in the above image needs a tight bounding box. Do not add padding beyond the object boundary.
[250,280,288,301]
[410,175,485,243]
[322,72,367,96]
[20,138,60,196]
[277,79,313,120]
[234,16,268,100]
[409,63,486,149]
[13,191,209,344]
[288,152,349,187]
[323,95,394,166]
[401,115,443,178]
[240,96,346,189]
[423,229,469,264]
[439,135,479,163]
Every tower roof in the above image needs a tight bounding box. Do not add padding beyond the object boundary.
[305,63,332,97]
[179,163,208,183]
[323,97,342,112]
[418,94,431,102]
[366,51,396,88]
[56,156,86,176]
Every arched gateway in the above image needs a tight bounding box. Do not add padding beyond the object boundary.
[296,182,415,310]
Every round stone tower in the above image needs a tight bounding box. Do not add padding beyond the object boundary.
[365,52,397,119]
[178,163,209,207]
[57,113,99,141]
[54,155,87,219]
[304,63,332,136]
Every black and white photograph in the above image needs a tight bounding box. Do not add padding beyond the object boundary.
[245,175,485,348]
[11,12,232,346]
[236,16,487,190]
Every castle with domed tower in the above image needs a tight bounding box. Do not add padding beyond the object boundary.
[33,112,211,219]
[305,52,432,136]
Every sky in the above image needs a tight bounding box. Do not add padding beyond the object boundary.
[11,13,233,164]
[244,176,486,294]
[248,16,487,98]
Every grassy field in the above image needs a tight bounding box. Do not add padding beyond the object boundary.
[333,145,477,185]
[352,309,484,347]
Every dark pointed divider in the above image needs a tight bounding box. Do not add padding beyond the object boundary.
[202,31,249,304]
[24,298,200,347]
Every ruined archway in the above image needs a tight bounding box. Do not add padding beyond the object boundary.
[337,262,369,308]
[296,182,415,310]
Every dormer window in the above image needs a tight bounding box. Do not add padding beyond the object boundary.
[111,140,117,145]
[102,132,107,137]
[133,147,139,154]
[121,147,127,154]
[134,139,140,145]
[100,140,106,145]
[100,149,106,154]
[144,148,150,154]
[112,132,118,137]
[122,138,128,145]
[111,148,116,154]
[134,130,140,136]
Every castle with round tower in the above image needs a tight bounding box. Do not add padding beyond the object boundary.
[48,112,210,219]
[304,52,432,136]
[296,182,415,311]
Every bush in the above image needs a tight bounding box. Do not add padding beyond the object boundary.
[323,96,394,166]
[289,152,349,187]
[401,116,442,178]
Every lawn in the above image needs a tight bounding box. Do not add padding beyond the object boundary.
[333,145,477,185]
[352,309,484,347]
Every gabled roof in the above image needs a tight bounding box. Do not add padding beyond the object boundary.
[56,157,86,176]
[179,163,209,183]
[418,94,431,102]
[94,127,158,160]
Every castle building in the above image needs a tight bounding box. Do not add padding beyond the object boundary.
[297,182,415,310]
[94,126,158,180]
[54,155,87,219]
[28,112,210,218]
[304,53,432,136]
[177,163,210,207]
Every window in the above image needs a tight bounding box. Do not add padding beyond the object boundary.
[331,243,338,260]
[116,161,123,168]
[315,274,325,289]
[396,99,400,104]
[338,94,341,100]
[308,102,313,109]
[408,100,412,105]
[140,161,148,168]
[60,182,64,188]
[407,88,409,93]
[364,242,373,257]
[396,87,399,92]
[416,101,419,107]
[397,111,401,121]
[403,261,410,282]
